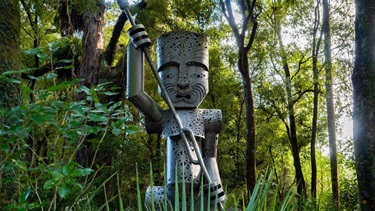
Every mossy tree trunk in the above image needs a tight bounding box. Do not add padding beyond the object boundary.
[353,0,375,210]
[0,0,20,197]
[0,0,20,108]
[76,0,106,167]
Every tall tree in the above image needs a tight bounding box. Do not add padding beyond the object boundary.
[311,0,322,199]
[274,17,306,197]
[322,0,339,209]
[219,0,258,194]
[353,0,375,210]
[0,0,20,108]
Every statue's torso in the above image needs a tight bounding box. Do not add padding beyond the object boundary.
[146,108,222,138]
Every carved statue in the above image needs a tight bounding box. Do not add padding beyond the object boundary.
[119,1,225,209]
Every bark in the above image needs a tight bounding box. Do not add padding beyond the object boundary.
[76,0,106,167]
[322,0,339,209]
[240,50,257,196]
[0,0,20,197]
[235,99,245,182]
[0,0,20,109]
[353,0,375,210]
[275,21,306,197]
[77,0,105,93]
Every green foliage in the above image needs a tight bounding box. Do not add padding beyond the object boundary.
[0,70,135,209]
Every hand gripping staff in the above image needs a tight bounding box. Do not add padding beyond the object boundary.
[117,0,224,210]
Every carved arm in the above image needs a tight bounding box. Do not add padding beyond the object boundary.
[126,43,164,122]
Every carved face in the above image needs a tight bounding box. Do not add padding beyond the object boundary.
[159,62,208,108]
[157,31,209,108]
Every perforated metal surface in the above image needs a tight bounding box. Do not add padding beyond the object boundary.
[145,186,166,210]
[147,109,222,138]
[157,31,209,71]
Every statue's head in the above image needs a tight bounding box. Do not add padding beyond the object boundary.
[157,31,209,108]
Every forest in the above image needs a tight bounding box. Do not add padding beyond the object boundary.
[0,0,373,210]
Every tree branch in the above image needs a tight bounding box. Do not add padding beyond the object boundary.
[292,88,314,105]
[20,0,35,32]
[220,0,240,45]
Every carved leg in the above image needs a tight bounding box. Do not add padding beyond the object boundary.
[166,136,202,208]
[202,132,226,206]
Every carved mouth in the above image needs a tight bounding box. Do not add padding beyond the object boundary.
[164,83,206,106]
[176,94,192,99]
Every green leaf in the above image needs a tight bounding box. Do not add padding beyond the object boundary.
[68,120,82,128]
[71,109,86,117]
[25,47,44,55]
[3,77,21,84]
[0,144,10,153]
[72,168,94,177]
[78,86,91,95]
[112,128,122,136]
[44,178,60,189]
[62,161,75,176]
[46,73,58,80]
[57,59,73,63]
[18,186,31,204]
[102,91,118,96]
[87,113,107,122]
[64,177,76,185]
[63,65,74,69]
[12,159,27,171]
[109,101,122,111]
[58,185,70,198]
[37,53,49,61]
[19,86,34,94]
[30,113,45,126]
[50,100,64,108]
[125,125,139,134]
[47,79,81,91]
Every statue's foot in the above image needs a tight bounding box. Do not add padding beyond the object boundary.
[145,186,168,210]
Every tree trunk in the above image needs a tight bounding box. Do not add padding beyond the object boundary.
[239,50,257,195]
[311,28,319,201]
[275,21,306,197]
[311,0,322,199]
[0,0,20,197]
[353,0,375,210]
[77,0,105,92]
[0,0,20,109]
[76,0,105,167]
[322,0,340,209]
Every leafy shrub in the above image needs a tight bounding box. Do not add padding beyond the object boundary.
[0,72,136,209]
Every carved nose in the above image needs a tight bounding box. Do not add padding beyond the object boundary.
[177,80,189,90]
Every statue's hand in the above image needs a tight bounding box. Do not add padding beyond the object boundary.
[128,24,151,49]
